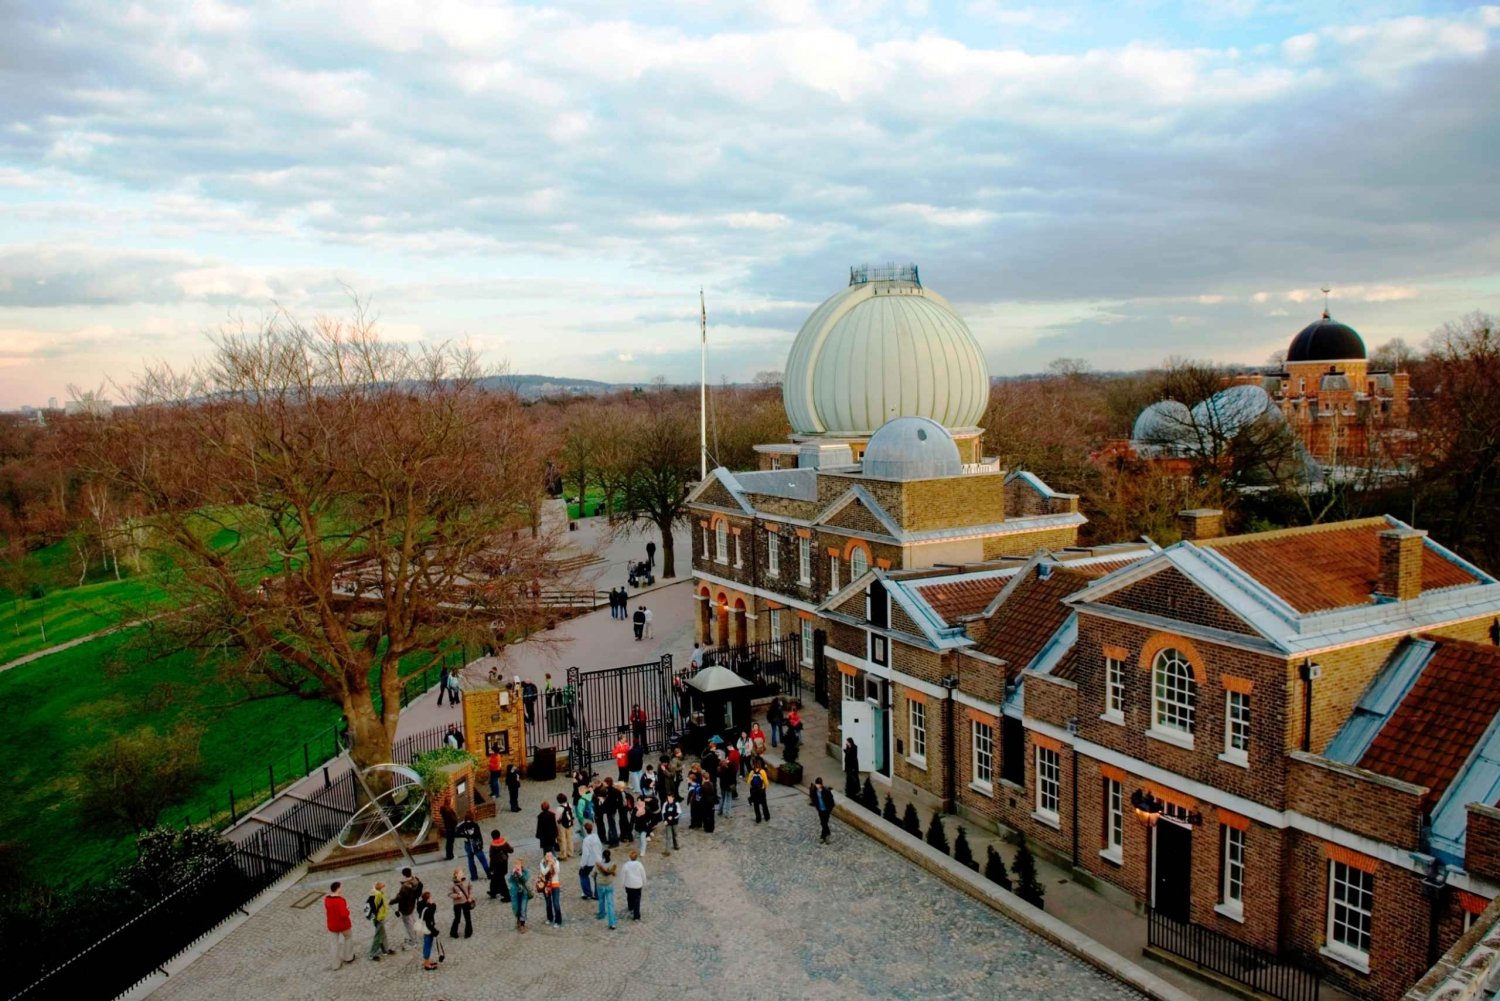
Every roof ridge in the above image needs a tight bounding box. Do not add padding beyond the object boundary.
[1200,516,1388,548]
[1418,633,1500,658]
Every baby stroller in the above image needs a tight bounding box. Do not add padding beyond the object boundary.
[627,560,655,588]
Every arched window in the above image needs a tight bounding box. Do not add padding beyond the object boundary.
[715,521,728,563]
[1152,648,1197,736]
[850,547,869,578]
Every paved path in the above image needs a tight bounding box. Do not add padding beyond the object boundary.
[148,782,1145,1001]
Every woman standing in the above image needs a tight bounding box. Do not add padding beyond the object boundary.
[507,860,531,933]
[594,849,618,930]
[447,869,475,938]
[541,851,564,928]
[417,890,441,970]
[487,830,513,901]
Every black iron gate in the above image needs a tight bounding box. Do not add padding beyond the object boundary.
[567,655,674,773]
[813,628,829,708]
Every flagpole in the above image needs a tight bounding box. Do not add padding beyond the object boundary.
[699,288,708,480]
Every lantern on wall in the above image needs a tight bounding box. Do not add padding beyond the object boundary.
[1130,789,1163,826]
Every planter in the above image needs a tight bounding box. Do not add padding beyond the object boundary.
[774,761,804,787]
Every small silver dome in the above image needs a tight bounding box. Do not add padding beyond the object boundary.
[861,416,963,480]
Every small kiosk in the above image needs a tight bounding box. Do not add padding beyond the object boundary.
[685,666,754,754]
[461,681,529,780]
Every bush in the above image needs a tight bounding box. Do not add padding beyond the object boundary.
[411,747,481,798]
[76,723,205,833]
[882,795,898,824]
[953,827,977,871]
[984,845,1012,890]
[902,802,922,837]
[1013,836,1045,909]
[119,824,235,900]
[925,811,950,855]
[860,776,879,813]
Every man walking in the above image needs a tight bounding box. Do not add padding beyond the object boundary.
[439,798,459,861]
[632,605,646,640]
[365,881,396,961]
[536,800,560,857]
[488,748,503,802]
[747,761,771,823]
[661,793,681,851]
[578,820,603,900]
[324,881,355,970]
[393,867,423,951]
[767,697,784,747]
[690,642,704,672]
[628,739,645,793]
[456,809,490,881]
[506,763,522,813]
[810,778,836,843]
[643,605,654,639]
[621,849,646,921]
[599,778,621,846]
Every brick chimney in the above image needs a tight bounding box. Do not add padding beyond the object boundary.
[1376,528,1426,603]
[1178,509,1224,542]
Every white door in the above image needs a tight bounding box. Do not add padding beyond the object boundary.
[842,700,873,772]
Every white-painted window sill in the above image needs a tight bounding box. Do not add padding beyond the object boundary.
[1100,711,1125,726]
[970,780,995,797]
[906,756,928,771]
[1218,750,1249,769]
[1215,902,1245,924]
[1147,727,1195,751]
[1099,848,1123,866]
[1000,778,1025,794]
[1320,945,1371,975]
[1032,810,1061,830]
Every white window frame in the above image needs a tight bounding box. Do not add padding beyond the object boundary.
[1150,648,1197,746]
[767,533,780,577]
[798,537,811,584]
[828,554,840,595]
[700,524,709,557]
[801,617,815,666]
[768,608,782,643]
[1222,689,1250,767]
[733,532,742,568]
[1035,746,1060,823]
[869,632,888,666]
[714,521,728,563]
[841,670,857,705]
[1324,860,1374,969]
[1103,656,1124,722]
[850,547,868,578]
[971,720,994,791]
[1101,778,1123,862]
[769,457,781,470]
[1218,825,1245,921]
[908,700,927,766]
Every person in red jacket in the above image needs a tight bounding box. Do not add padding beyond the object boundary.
[324,880,355,970]
[613,735,631,781]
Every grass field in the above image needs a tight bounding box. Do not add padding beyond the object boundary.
[0,628,446,893]
[565,487,625,520]
[0,575,171,664]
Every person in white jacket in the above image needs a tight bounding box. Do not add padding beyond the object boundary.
[578,821,604,901]
[621,849,646,921]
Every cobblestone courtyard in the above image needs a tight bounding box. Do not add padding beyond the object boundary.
[149,783,1143,1000]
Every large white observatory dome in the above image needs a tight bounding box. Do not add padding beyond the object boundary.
[782,265,990,437]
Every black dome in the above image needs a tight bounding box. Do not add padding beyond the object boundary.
[1287,311,1366,363]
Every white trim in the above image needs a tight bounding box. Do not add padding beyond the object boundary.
[1214,903,1245,924]
[1217,751,1249,769]
[825,644,956,702]
[1099,847,1123,866]
[906,756,928,771]
[1320,945,1371,975]
[969,780,994,797]
[954,689,1002,718]
[693,569,822,614]
[1147,727,1195,751]
[1100,711,1125,726]
[1031,810,1061,830]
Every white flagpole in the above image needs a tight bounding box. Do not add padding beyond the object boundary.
[699,288,708,480]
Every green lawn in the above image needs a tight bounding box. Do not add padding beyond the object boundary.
[0,629,448,893]
[566,487,625,520]
[0,575,171,664]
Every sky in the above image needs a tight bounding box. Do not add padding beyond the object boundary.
[1,0,1498,408]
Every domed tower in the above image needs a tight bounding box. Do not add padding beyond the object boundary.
[1284,308,1368,397]
[780,264,989,463]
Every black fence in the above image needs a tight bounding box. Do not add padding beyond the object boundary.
[570,657,674,771]
[11,770,360,1001]
[1148,908,1321,1001]
[703,633,803,701]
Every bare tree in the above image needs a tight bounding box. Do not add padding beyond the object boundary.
[72,308,560,767]
[621,388,697,579]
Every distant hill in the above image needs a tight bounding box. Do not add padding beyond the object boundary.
[477,373,624,401]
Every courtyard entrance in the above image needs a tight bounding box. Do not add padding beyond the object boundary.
[567,655,675,771]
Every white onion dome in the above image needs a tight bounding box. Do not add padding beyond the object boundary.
[782,265,990,436]
[1132,399,1193,447]
[861,416,963,480]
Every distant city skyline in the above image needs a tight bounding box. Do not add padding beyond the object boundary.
[2,1,1497,408]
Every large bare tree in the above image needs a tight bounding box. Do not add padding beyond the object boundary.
[621,387,698,579]
[74,310,558,767]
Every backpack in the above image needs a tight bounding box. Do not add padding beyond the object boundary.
[363,894,376,921]
[559,807,573,828]
[750,771,764,792]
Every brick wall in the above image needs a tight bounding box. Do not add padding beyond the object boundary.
[1289,638,1402,755]
[903,475,1008,531]
[1024,674,1077,731]
[1285,753,1426,850]
[1465,804,1500,883]
[1098,565,1257,636]
[1012,728,1074,864]
[981,526,1081,560]
[891,684,946,802]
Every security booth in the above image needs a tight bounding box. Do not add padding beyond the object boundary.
[685,666,754,754]
[461,681,529,783]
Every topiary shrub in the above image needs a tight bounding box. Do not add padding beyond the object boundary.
[860,776,879,813]
[926,811,950,855]
[902,802,923,838]
[882,795,898,824]
[985,845,1012,890]
[1013,836,1045,909]
[411,747,481,799]
[953,827,978,871]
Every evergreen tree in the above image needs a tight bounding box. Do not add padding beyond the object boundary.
[882,795,899,824]
[1013,836,1045,909]
[985,846,1012,890]
[926,811,950,855]
[860,776,879,812]
[902,802,923,837]
[953,827,978,871]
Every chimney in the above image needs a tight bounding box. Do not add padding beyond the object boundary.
[1376,528,1426,603]
[1177,509,1224,542]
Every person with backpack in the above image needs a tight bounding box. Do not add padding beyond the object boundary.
[448,869,476,939]
[747,761,771,823]
[578,820,603,900]
[455,809,489,881]
[540,851,564,928]
[417,890,442,970]
[661,793,681,851]
[555,792,574,860]
[507,860,532,933]
[394,867,423,950]
[446,669,462,705]
[717,755,736,817]
[574,784,595,832]
[487,830,513,901]
[364,881,396,960]
[324,880,355,970]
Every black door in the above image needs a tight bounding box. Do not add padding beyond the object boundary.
[1153,821,1192,922]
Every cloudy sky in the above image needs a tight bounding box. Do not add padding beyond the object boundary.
[1,0,1497,407]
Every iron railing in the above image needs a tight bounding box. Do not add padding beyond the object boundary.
[1147,908,1321,1001]
[703,633,803,701]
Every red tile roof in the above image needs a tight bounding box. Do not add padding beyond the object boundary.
[1359,639,1500,808]
[912,576,1012,625]
[976,567,1094,672]
[1201,519,1480,613]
